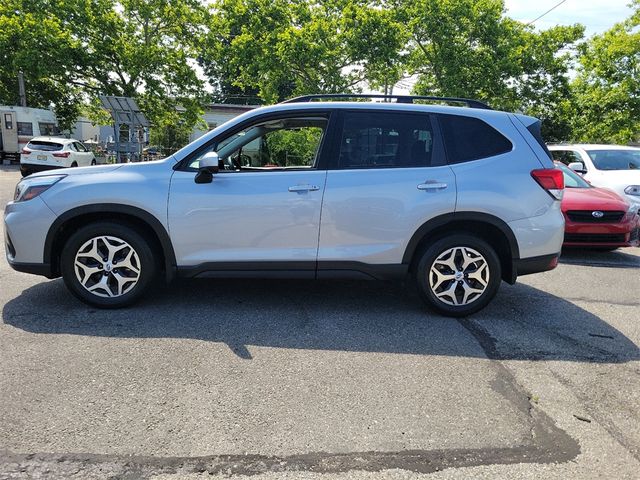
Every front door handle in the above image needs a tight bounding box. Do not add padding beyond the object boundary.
[417,182,448,191]
[288,185,320,192]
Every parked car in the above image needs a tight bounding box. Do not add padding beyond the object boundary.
[555,162,639,249]
[20,137,97,177]
[5,94,565,317]
[548,144,640,208]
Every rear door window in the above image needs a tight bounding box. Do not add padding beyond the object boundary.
[439,114,512,164]
[338,111,437,169]
[26,141,63,151]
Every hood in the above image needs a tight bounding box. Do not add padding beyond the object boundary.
[562,186,630,212]
[590,169,640,185]
[29,164,124,178]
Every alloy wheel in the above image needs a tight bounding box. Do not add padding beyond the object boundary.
[428,246,490,306]
[74,235,142,298]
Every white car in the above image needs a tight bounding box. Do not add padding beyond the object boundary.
[548,144,640,208]
[20,137,96,177]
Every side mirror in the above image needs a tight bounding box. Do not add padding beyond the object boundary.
[568,161,587,174]
[195,151,219,184]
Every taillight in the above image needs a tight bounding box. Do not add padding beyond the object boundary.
[52,151,70,158]
[21,148,30,155]
[531,168,564,200]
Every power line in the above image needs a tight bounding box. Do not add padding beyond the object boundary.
[526,0,568,25]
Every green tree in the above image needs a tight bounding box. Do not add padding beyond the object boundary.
[1,0,209,150]
[397,0,582,139]
[201,0,407,103]
[0,0,83,129]
[56,0,209,139]
[570,1,640,144]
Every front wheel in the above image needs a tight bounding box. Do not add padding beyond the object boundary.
[415,234,501,317]
[60,222,157,308]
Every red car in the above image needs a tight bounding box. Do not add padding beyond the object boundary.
[556,162,640,249]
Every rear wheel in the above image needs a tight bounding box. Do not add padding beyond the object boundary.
[70,161,78,167]
[60,222,157,308]
[415,234,501,317]
[91,159,97,166]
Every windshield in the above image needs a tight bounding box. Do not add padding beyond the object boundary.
[555,161,590,188]
[26,140,64,151]
[586,149,640,170]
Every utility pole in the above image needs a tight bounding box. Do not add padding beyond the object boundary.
[17,72,27,107]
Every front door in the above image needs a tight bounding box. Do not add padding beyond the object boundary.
[168,114,332,276]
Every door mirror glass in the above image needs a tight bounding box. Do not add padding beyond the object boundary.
[568,161,586,174]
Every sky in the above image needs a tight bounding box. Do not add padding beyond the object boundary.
[504,0,634,36]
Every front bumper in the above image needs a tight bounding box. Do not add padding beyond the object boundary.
[563,217,640,247]
[4,196,57,276]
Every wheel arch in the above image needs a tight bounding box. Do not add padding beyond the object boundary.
[403,212,520,284]
[44,204,176,282]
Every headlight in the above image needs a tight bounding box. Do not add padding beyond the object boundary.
[14,174,66,202]
[624,185,640,196]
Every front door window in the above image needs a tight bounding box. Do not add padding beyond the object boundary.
[188,117,327,172]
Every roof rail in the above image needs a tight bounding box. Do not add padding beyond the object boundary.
[281,94,492,110]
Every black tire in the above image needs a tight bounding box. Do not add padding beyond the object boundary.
[20,166,31,177]
[60,222,157,308]
[91,159,97,165]
[415,234,502,317]
[70,161,78,167]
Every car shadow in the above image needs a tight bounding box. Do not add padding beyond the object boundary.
[560,248,640,269]
[3,278,638,363]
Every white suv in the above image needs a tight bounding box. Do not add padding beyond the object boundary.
[20,136,96,177]
[5,95,565,317]
[548,144,640,208]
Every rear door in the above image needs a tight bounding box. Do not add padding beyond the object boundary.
[318,110,457,269]
[74,141,94,165]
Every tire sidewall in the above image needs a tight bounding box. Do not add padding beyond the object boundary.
[416,234,501,317]
[60,222,156,308]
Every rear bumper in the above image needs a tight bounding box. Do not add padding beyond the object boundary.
[514,253,559,277]
[20,163,65,175]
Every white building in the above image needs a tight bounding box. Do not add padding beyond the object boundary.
[189,104,256,142]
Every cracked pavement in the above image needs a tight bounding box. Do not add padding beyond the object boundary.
[0,166,639,479]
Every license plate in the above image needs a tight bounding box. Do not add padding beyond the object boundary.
[37,155,47,161]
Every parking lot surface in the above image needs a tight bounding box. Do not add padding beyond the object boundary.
[1,166,639,479]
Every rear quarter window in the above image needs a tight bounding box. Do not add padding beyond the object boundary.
[439,114,512,164]
[27,141,64,151]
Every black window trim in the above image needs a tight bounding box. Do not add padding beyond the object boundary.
[174,109,339,173]
[436,113,514,165]
[327,109,447,171]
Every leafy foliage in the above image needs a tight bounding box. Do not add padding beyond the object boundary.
[1,0,638,148]
[569,0,640,143]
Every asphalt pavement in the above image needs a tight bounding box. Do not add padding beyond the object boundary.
[0,165,638,479]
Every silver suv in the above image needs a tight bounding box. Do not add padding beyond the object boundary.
[4,95,565,317]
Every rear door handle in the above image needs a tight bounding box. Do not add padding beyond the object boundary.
[288,184,320,192]
[417,182,448,191]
